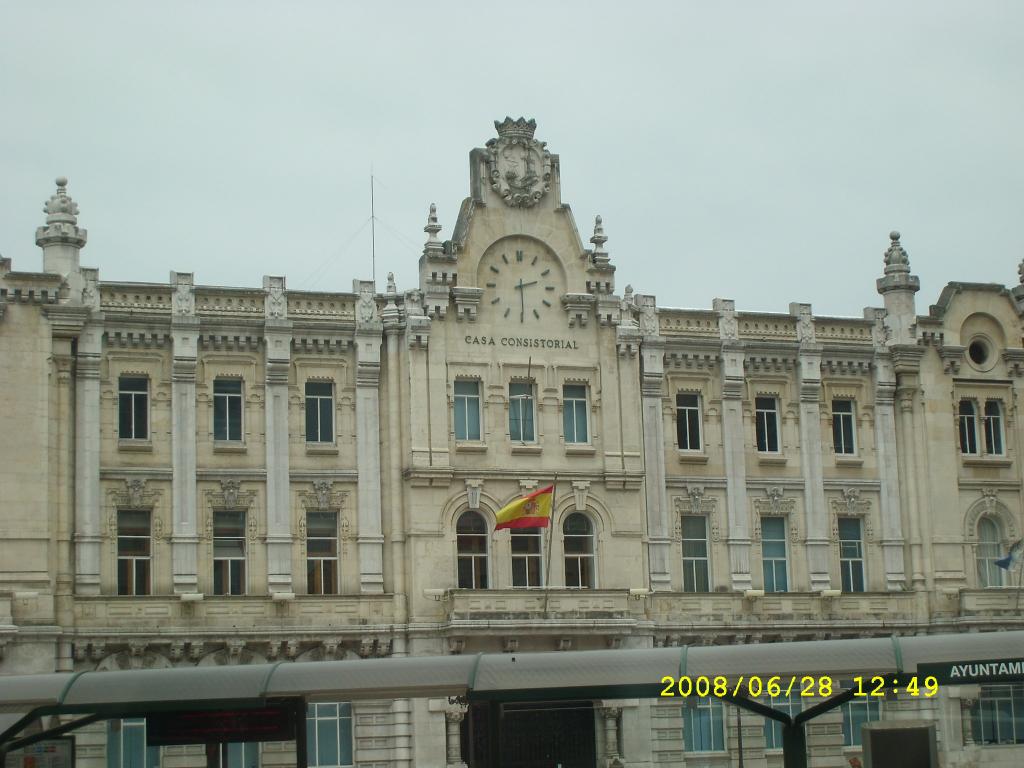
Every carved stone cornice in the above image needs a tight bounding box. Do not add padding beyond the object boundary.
[451,287,483,322]
[890,344,925,374]
[939,345,966,375]
[562,293,596,327]
[1002,348,1024,377]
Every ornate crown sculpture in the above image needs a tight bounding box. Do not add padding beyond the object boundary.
[494,116,537,141]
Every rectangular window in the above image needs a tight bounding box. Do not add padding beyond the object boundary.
[838,517,865,593]
[509,382,535,442]
[306,703,354,768]
[959,399,979,455]
[684,698,725,752]
[213,510,246,595]
[676,393,702,451]
[213,379,244,442]
[842,697,881,747]
[511,528,543,587]
[983,400,1004,455]
[117,510,151,596]
[305,381,334,443]
[118,376,149,440]
[454,380,482,441]
[971,683,1024,745]
[761,517,789,593]
[763,694,801,750]
[832,399,856,455]
[755,396,780,452]
[562,384,588,444]
[306,511,338,595]
[107,718,160,768]
[209,743,259,768]
[681,515,710,592]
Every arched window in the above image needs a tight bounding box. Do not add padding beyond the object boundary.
[563,513,595,588]
[456,512,488,589]
[977,517,1004,588]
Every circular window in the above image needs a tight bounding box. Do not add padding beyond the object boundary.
[968,340,989,366]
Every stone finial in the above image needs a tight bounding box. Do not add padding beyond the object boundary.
[883,230,910,274]
[591,215,610,267]
[36,176,87,250]
[422,203,444,259]
[1017,258,1024,286]
[386,271,397,295]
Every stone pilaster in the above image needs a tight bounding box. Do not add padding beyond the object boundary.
[354,280,385,593]
[893,346,926,590]
[715,298,752,590]
[791,303,830,590]
[599,706,622,766]
[383,279,408,622]
[170,272,200,593]
[444,704,468,768]
[264,276,293,594]
[638,299,671,590]
[73,321,103,594]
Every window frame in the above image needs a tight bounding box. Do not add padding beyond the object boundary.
[510,526,544,588]
[755,395,781,453]
[838,516,866,593]
[456,511,489,589]
[306,702,355,768]
[971,683,1024,745]
[831,398,856,455]
[117,509,152,596]
[107,718,160,767]
[681,514,710,592]
[761,516,789,593]
[982,399,1004,456]
[959,399,979,455]
[683,697,726,753]
[562,512,595,588]
[508,381,536,443]
[676,392,702,452]
[213,510,247,596]
[763,694,802,751]
[118,376,150,441]
[213,378,245,443]
[841,696,882,747]
[562,383,589,445]
[454,379,483,442]
[306,511,339,595]
[976,516,1005,588]
[305,380,335,444]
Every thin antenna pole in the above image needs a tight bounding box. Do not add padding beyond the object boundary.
[370,171,376,285]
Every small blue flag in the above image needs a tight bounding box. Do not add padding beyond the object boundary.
[995,539,1023,570]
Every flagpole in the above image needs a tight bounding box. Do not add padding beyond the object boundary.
[543,473,558,617]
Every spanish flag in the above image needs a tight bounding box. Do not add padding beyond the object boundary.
[494,485,554,530]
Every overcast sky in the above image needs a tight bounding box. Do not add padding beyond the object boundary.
[2,1,1021,317]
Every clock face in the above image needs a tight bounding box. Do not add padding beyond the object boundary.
[479,243,560,324]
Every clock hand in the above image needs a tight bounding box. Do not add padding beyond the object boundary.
[518,278,525,322]
[519,280,538,288]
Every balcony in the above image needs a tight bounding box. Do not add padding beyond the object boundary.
[959,588,1023,618]
[442,589,643,632]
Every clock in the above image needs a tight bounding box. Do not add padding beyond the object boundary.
[479,242,560,324]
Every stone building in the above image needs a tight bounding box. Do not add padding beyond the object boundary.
[1,118,1022,767]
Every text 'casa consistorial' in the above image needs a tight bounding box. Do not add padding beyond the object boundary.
[464,335,580,350]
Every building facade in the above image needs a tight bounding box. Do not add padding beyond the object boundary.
[1,118,1023,767]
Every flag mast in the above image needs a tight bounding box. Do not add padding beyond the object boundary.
[543,473,558,616]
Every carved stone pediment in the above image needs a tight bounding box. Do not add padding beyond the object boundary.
[672,487,720,542]
[107,478,162,509]
[206,479,255,511]
[752,487,800,542]
[300,480,348,511]
[829,488,874,541]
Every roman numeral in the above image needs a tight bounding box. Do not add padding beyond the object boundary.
[516,250,524,262]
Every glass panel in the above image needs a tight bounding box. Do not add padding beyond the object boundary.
[228,395,242,441]
[306,381,332,397]
[117,560,132,595]
[119,510,151,536]
[458,558,475,589]
[457,512,486,534]
[214,395,228,441]
[455,398,468,439]
[230,561,244,595]
[838,517,860,541]
[682,516,707,540]
[307,512,337,537]
[319,397,334,442]
[686,408,700,450]
[317,717,339,766]
[133,394,148,440]
[215,511,246,537]
[119,392,133,438]
[563,513,591,536]
[214,539,245,558]
[305,401,318,442]
[215,379,243,394]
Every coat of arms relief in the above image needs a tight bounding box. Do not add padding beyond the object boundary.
[486,117,552,208]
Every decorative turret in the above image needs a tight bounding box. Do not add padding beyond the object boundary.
[36,177,87,277]
[591,215,610,268]
[422,203,445,259]
[875,231,920,346]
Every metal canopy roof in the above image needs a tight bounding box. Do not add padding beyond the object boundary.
[1,630,1021,748]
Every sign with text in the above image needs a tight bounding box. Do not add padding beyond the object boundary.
[147,705,298,746]
[4,737,74,768]
[917,657,1024,684]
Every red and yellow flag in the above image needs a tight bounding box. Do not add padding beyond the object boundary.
[494,485,554,530]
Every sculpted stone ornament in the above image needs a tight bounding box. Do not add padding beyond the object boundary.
[357,284,378,325]
[486,117,552,208]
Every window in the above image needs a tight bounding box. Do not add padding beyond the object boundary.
[118,376,149,440]
[563,513,595,588]
[456,511,488,589]
[107,718,160,767]
[755,396,780,452]
[562,384,589,443]
[842,697,881,746]
[676,393,702,451]
[208,743,259,768]
[307,511,338,595]
[838,517,865,593]
[684,698,725,752]
[307,703,355,767]
[213,379,244,442]
[117,510,151,596]
[831,399,856,455]
[763,694,801,750]
[511,527,543,587]
[508,382,535,442]
[761,517,788,593]
[971,683,1024,745]
[305,381,334,443]
[454,380,482,441]
[213,510,246,595]
[983,400,1004,455]
[959,400,979,455]
[977,517,1005,588]
[681,515,710,592]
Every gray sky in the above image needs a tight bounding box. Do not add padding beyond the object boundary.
[2,1,1021,317]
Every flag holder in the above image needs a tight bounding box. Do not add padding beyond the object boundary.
[543,474,558,617]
